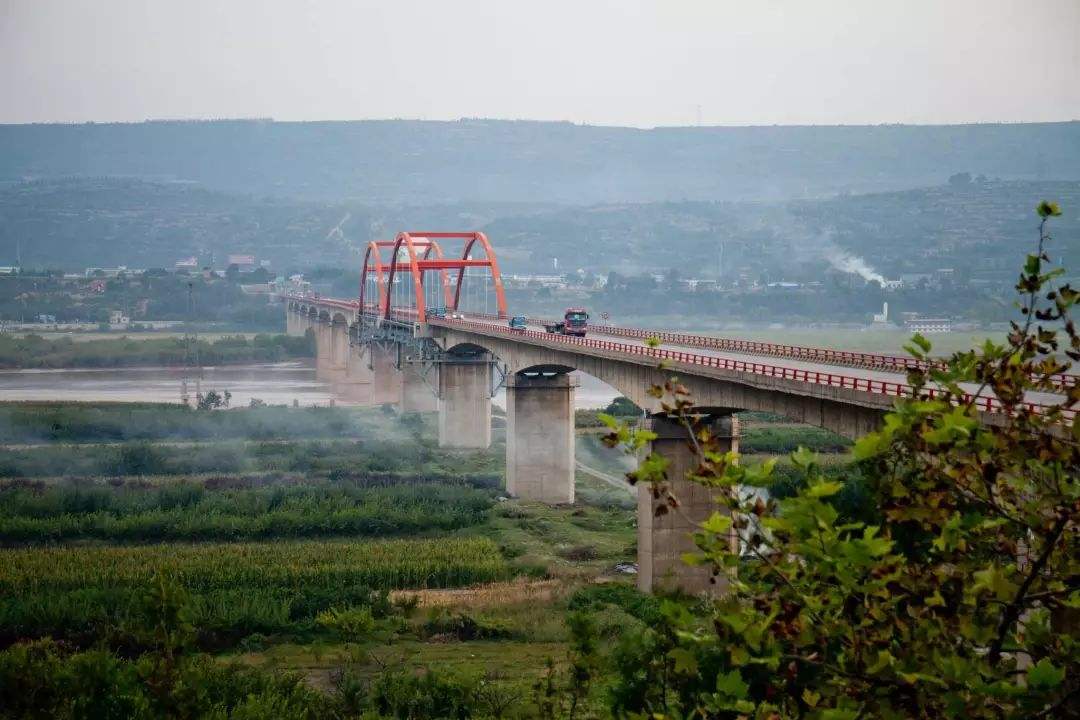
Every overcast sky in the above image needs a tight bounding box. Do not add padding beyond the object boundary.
[2,0,1078,127]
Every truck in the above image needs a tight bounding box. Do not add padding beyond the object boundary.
[544,307,589,337]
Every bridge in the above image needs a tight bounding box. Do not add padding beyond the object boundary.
[281,231,1072,595]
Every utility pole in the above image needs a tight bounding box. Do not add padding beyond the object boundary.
[181,281,201,407]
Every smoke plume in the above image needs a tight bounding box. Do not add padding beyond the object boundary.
[824,248,886,286]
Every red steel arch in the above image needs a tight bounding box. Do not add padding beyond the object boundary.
[382,231,508,323]
[358,241,390,314]
[359,238,454,317]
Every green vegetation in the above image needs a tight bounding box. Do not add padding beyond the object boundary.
[0,537,509,649]
[0,332,312,369]
[0,477,495,543]
[0,402,414,444]
[739,424,851,454]
[0,437,502,478]
[0,640,344,720]
[585,204,1078,717]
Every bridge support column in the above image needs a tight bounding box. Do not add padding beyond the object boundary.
[335,342,374,404]
[505,373,577,504]
[369,344,403,406]
[400,367,439,413]
[638,414,739,596]
[316,322,348,384]
[286,308,305,337]
[438,356,492,448]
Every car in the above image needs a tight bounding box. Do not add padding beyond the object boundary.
[449,312,464,320]
[428,307,447,318]
[508,316,528,330]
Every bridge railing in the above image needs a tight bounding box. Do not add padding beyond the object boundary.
[455,310,1076,390]
[430,316,1076,422]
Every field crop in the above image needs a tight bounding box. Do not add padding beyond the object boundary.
[0,437,503,478]
[0,537,510,647]
[0,478,496,543]
[0,403,395,445]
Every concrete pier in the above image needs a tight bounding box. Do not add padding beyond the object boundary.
[315,320,348,384]
[336,342,374,404]
[438,355,492,448]
[400,366,439,413]
[505,373,577,503]
[638,414,739,596]
[369,344,403,406]
[287,308,311,338]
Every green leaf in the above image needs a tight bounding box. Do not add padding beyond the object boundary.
[1028,658,1065,689]
[790,446,816,469]
[669,647,699,675]
[701,511,733,534]
[1036,200,1063,218]
[596,412,621,430]
[818,710,859,720]
[715,669,748,699]
[971,564,1018,601]
[806,480,843,498]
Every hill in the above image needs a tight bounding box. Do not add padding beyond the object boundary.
[1,177,1076,282]
[2,119,1078,204]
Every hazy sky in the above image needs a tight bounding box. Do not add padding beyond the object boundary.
[2,0,1078,127]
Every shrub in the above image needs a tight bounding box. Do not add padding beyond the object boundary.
[369,668,481,720]
[315,606,375,639]
[420,610,512,641]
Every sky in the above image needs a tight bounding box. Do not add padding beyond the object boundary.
[1,0,1078,127]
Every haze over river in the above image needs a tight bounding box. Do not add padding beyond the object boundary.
[0,361,620,410]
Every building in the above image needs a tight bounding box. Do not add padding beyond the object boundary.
[904,316,952,334]
[872,302,890,324]
[227,254,257,269]
[109,310,130,326]
[174,257,198,271]
[85,266,133,278]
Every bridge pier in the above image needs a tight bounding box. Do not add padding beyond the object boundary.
[400,366,439,413]
[438,354,492,448]
[505,373,578,504]
[638,414,739,596]
[369,344,403,406]
[335,342,374,404]
[315,321,349,384]
[286,308,304,337]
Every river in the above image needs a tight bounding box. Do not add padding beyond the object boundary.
[0,361,620,410]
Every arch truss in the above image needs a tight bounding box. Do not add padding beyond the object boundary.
[359,232,508,324]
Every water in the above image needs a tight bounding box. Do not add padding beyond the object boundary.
[0,362,620,409]
[0,362,334,407]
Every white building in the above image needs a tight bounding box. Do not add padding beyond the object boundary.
[904,317,952,334]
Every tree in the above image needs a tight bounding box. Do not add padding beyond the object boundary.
[598,202,1078,718]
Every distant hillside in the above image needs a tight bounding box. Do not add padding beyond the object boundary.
[1,119,1078,204]
[0,178,364,269]
[1,177,1075,284]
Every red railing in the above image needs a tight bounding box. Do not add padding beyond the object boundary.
[452,310,1076,390]
[314,298,1075,405]
[429,315,1076,422]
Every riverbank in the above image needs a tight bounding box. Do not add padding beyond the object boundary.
[0,332,313,369]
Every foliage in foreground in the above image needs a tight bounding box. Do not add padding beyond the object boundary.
[596,203,1078,718]
[0,580,501,720]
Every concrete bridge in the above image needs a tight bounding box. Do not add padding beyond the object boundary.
[281,231,1072,596]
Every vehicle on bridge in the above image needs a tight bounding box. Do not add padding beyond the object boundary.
[544,308,589,337]
[508,315,528,331]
